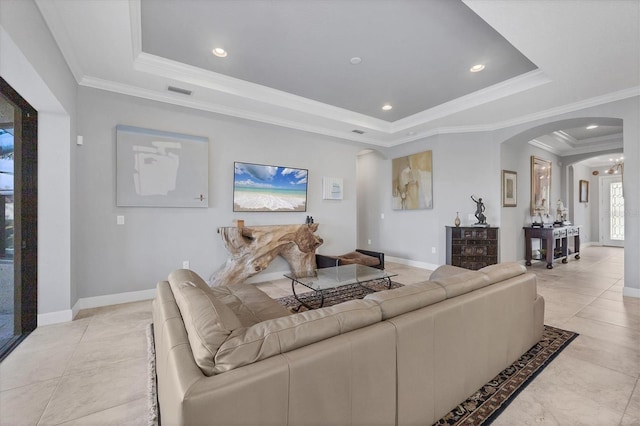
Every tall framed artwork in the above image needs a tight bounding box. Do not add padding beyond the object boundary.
[530,156,551,215]
[392,150,433,210]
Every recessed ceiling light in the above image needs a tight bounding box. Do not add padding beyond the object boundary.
[586,124,599,130]
[382,104,393,111]
[350,57,362,65]
[212,47,228,58]
[470,64,485,73]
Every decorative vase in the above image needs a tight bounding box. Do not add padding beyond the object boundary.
[454,212,461,227]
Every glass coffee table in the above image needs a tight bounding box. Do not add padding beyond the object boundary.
[284,264,398,311]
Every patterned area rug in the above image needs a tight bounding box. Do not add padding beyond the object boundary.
[276,279,403,312]
[433,325,578,426]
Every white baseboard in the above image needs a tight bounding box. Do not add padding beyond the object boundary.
[71,288,157,319]
[623,287,640,299]
[386,256,440,271]
[37,309,73,326]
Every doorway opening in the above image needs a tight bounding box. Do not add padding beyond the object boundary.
[0,77,38,361]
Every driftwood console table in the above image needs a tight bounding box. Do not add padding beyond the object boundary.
[211,223,323,287]
[524,226,580,269]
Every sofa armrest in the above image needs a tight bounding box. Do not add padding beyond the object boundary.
[356,249,385,269]
[316,254,339,269]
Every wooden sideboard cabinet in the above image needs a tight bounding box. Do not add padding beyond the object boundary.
[445,226,499,270]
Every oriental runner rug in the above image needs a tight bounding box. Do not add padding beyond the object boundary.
[433,325,578,425]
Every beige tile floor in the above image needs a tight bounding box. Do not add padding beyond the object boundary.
[0,246,637,425]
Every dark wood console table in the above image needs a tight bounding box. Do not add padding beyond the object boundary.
[524,226,580,269]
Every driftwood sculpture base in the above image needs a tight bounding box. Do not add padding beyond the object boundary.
[211,224,323,287]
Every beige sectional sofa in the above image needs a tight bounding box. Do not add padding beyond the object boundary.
[152,263,544,426]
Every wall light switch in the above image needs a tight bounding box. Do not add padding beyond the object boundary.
[76,135,84,145]
[380,213,385,219]
[117,215,125,225]
[432,247,437,254]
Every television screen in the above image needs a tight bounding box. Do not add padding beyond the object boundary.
[233,162,308,212]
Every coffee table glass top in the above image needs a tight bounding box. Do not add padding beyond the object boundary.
[284,264,397,291]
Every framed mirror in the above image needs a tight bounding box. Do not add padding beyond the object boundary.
[531,156,552,215]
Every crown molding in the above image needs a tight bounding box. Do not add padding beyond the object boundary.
[390,69,552,132]
[78,76,389,146]
[133,52,392,133]
[489,86,640,133]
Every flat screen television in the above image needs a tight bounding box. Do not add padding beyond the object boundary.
[233,162,308,212]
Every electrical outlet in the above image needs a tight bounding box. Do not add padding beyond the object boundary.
[367,239,372,245]
[116,215,124,225]
[432,247,437,254]
[182,260,190,269]
[380,213,385,219]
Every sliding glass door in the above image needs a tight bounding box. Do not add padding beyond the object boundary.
[0,77,37,361]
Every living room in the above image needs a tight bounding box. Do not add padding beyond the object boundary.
[0,0,639,424]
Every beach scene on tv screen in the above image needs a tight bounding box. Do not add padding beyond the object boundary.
[234,162,308,212]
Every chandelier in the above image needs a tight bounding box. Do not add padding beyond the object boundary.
[606,156,624,175]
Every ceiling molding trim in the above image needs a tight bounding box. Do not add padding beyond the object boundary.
[133,53,392,133]
[35,0,84,83]
[562,140,624,157]
[552,130,577,146]
[78,76,389,146]
[528,139,561,155]
[489,86,640,133]
[579,133,623,146]
[129,0,142,61]
[389,69,552,132]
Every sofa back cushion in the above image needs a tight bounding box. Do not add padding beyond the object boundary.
[213,299,382,374]
[170,281,242,376]
[429,270,491,298]
[479,262,526,284]
[364,281,447,320]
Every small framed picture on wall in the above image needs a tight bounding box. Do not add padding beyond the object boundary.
[502,170,517,207]
[579,180,589,202]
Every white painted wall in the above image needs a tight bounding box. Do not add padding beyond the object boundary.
[0,0,77,323]
[75,87,361,299]
[571,163,593,242]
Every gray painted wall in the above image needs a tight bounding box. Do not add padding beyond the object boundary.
[75,88,361,299]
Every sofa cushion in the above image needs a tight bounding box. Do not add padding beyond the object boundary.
[211,284,291,327]
[170,281,242,376]
[168,268,212,292]
[479,262,526,284]
[430,270,491,298]
[212,299,382,374]
[364,281,447,320]
[428,264,469,281]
